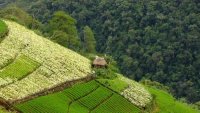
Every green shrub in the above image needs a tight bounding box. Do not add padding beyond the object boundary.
[94,68,117,79]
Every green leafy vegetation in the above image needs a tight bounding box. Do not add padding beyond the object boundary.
[78,86,112,110]
[46,11,81,50]
[0,20,8,42]
[97,76,128,93]
[0,6,41,30]
[64,81,99,100]
[68,102,89,113]
[82,26,96,53]
[15,91,72,113]
[15,81,140,113]
[0,55,40,79]
[92,94,140,113]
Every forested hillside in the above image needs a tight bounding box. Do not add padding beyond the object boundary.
[3,0,200,103]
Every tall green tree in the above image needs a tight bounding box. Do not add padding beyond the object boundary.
[48,11,80,50]
[82,26,96,53]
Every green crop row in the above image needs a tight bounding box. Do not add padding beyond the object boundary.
[91,94,140,113]
[64,81,99,100]
[0,20,8,43]
[78,86,113,110]
[0,55,40,79]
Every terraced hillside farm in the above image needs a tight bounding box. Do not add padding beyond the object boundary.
[0,20,153,113]
[0,20,92,103]
[15,81,140,113]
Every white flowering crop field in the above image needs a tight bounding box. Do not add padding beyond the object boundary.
[119,75,152,107]
[97,74,152,107]
[0,21,92,102]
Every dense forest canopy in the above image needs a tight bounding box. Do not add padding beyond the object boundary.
[3,0,200,103]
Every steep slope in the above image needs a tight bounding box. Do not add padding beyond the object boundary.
[0,20,92,102]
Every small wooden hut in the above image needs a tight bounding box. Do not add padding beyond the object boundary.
[92,56,107,68]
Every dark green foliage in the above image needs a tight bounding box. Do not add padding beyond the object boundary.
[82,26,96,53]
[0,5,41,29]
[141,79,170,93]
[194,101,200,110]
[47,11,81,50]
[4,0,200,102]
[94,68,117,79]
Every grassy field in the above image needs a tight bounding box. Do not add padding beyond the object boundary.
[15,81,140,113]
[148,87,200,113]
[0,55,40,79]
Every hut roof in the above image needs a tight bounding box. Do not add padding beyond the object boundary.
[93,57,107,66]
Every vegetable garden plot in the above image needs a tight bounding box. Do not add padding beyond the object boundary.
[68,102,89,113]
[91,94,140,113]
[0,20,8,42]
[64,80,99,100]
[15,91,72,113]
[0,55,40,79]
[77,86,113,110]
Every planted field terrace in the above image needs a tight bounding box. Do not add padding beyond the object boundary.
[0,55,40,80]
[0,20,92,102]
[15,81,140,113]
[0,20,8,42]
[97,74,152,107]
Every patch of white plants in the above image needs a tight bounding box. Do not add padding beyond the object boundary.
[119,76,152,107]
[0,21,92,101]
